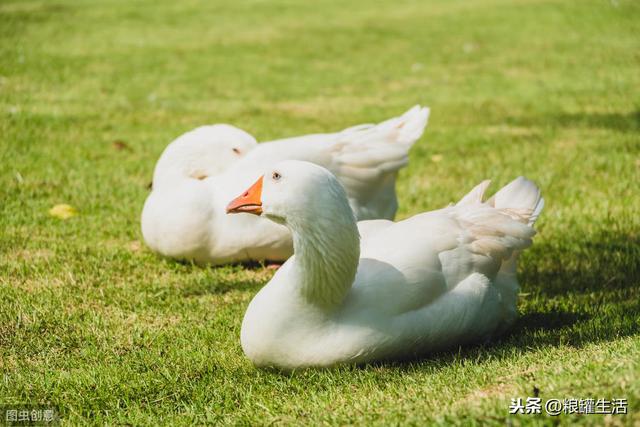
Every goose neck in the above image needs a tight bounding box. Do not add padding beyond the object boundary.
[288,214,360,310]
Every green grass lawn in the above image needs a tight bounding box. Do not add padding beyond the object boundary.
[1,0,639,424]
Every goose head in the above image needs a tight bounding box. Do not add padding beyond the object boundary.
[152,124,257,190]
[226,160,356,229]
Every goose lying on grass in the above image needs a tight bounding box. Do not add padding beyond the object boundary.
[142,106,430,265]
[227,160,544,369]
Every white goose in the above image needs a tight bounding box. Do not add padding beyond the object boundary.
[150,124,258,190]
[226,161,544,369]
[142,106,429,265]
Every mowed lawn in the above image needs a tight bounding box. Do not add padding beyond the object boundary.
[1,0,639,424]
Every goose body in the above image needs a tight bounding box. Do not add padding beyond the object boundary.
[142,106,430,264]
[227,161,543,369]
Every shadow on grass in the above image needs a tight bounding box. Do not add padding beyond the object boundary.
[520,230,640,297]
[176,260,275,297]
[509,110,640,133]
[515,310,589,332]
[179,274,266,297]
[180,277,263,297]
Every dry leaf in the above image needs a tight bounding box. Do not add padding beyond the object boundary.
[128,240,142,252]
[49,204,77,219]
[431,154,443,162]
[112,140,132,151]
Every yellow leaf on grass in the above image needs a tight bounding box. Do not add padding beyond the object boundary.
[49,204,77,219]
[431,154,443,162]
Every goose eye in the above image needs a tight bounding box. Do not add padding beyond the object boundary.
[232,147,241,155]
[272,171,281,181]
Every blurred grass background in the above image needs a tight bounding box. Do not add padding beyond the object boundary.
[1,0,639,424]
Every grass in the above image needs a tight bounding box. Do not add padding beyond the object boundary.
[1,0,639,424]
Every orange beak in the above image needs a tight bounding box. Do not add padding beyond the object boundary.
[226,176,263,215]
